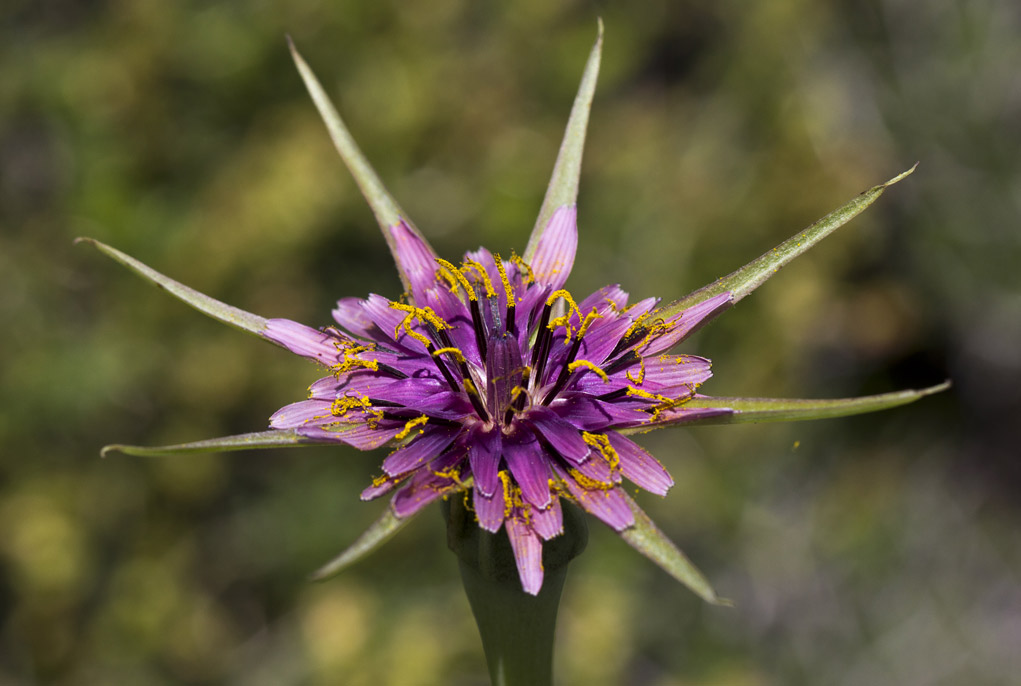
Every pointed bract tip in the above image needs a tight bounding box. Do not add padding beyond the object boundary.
[920,379,952,396]
[596,16,605,40]
[885,163,919,187]
[99,444,120,458]
[73,236,95,247]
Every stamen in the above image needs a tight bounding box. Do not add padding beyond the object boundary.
[462,377,490,421]
[463,259,496,299]
[509,251,535,284]
[576,308,602,340]
[626,357,646,385]
[567,359,609,382]
[626,386,673,404]
[432,347,466,364]
[540,336,584,404]
[530,301,553,373]
[493,253,516,334]
[394,415,429,441]
[436,258,475,300]
[582,432,620,471]
[603,350,640,376]
[469,298,488,363]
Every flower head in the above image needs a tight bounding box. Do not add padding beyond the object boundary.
[263,208,731,593]
[84,27,946,600]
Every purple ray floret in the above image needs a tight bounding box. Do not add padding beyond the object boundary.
[263,209,733,594]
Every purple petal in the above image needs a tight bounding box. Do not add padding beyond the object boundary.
[578,284,629,314]
[381,426,460,476]
[308,372,398,400]
[639,355,713,395]
[367,377,472,419]
[263,319,344,366]
[527,407,590,464]
[530,205,577,290]
[297,423,403,451]
[505,516,544,595]
[554,465,634,531]
[605,431,673,496]
[474,484,506,533]
[269,399,334,429]
[503,429,552,509]
[550,393,648,431]
[390,220,440,304]
[361,477,397,500]
[468,426,503,498]
[530,498,564,541]
[639,292,732,355]
[392,469,463,518]
[331,297,375,339]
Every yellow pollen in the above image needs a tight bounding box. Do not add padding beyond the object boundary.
[492,253,516,306]
[626,386,673,404]
[576,308,602,339]
[510,251,535,284]
[436,258,475,299]
[582,432,620,471]
[567,466,615,491]
[432,347,466,364]
[389,302,450,331]
[546,289,583,340]
[394,415,429,441]
[567,359,609,382]
[463,259,496,298]
[626,357,646,385]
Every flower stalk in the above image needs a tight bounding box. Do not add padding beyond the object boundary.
[445,497,587,686]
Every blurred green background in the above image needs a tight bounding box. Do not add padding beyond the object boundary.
[2,0,1018,684]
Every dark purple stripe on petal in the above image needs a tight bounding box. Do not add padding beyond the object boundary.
[530,205,577,291]
[505,516,544,595]
[554,465,634,531]
[381,426,460,476]
[526,407,590,464]
[530,499,564,541]
[473,484,506,533]
[503,429,552,509]
[468,426,503,497]
[605,431,673,496]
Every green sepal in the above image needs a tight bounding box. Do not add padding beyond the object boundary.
[287,38,437,300]
[76,237,268,337]
[622,381,951,432]
[658,165,918,320]
[99,429,334,458]
[310,503,414,581]
[619,493,729,606]
[523,20,603,262]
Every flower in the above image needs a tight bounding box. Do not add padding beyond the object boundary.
[262,208,733,594]
[84,28,946,600]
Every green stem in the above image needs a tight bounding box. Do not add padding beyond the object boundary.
[443,498,588,686]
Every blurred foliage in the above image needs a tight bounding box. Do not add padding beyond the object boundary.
[2,0,1019,684]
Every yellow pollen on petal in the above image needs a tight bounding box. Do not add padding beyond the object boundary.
[567,359,609,382]
[510,251,535,284]
[492,253,516,306]
[582,432,620,471]
[432,347,466,364]
[567,466,615,491]
[394,415,429,441]
[436,258,475,300]
[546,289,583,340]
[576,308,602,339]
[626,386,673,404]
[463,259,496,299]
[389,302,450,331]
[626,357,646,385]
[498,470,514,519]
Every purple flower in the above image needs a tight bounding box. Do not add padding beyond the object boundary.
[85,28,946,600]
[262,208,731,594]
